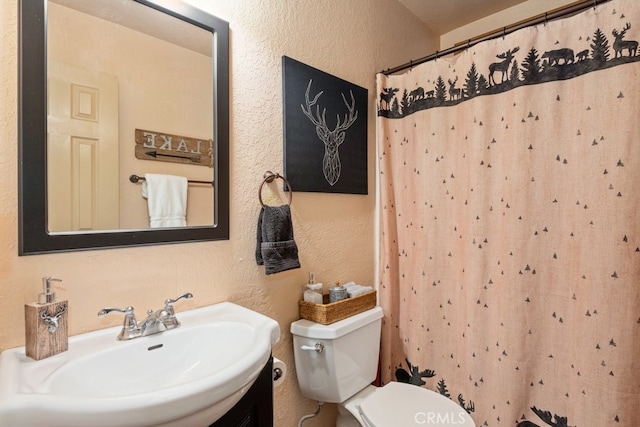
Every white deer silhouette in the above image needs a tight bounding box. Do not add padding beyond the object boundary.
[301,80,358,186]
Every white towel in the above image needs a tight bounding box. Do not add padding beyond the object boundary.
[141,173,188,228]
[342,281,374,298]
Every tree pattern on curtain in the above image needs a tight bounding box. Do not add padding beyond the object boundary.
[377,1,640,425]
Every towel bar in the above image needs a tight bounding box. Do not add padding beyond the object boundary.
[129,174,213,185]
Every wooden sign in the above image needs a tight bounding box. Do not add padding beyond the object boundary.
[134,128,213,167]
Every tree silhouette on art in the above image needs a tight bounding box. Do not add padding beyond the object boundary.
[435,76,447,104]
[521,47,542,81]
[401,89,409,114]
[510,59,521,83]
[391,98,400,115]
[465,63,479,98]
[591,28,611,64]
[477,74,489,94]
[437,378,451,398]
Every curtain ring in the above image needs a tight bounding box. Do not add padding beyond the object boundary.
[409,60,413,70]
[502,27,506,39]
[467,39,471,49]
[544,12,548,26]
[593,0,596,9]
[435,50,439,61]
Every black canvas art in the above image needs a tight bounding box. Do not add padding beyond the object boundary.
[283,56,368,194]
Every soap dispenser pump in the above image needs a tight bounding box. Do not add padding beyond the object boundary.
[25,277,68,360]
[38,276,60,303]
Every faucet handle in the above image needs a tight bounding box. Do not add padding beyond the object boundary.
[97,306,135,318]
[162,293,193,325]
[164,293,193,310]
[97,306,140,341]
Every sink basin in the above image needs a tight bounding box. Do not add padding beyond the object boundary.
[0,302,280,427]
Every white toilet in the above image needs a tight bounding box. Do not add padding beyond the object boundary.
[291,306,476,426]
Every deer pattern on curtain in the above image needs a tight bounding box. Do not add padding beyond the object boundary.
[377,1,640,425]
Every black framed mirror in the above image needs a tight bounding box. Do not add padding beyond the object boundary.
[18,0,229,255]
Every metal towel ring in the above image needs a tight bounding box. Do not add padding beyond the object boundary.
[258,171,293,206]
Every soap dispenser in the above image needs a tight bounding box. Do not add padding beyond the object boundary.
[303,272,323,304]
[25,277,68,360]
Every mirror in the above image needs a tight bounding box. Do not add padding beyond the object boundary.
[19,0,229,254]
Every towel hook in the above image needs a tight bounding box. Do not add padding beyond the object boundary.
[259,171,293,206]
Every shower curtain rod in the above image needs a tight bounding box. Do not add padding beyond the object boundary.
[381,0,611,75]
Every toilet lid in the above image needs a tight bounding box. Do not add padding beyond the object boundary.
[358,382,475,427]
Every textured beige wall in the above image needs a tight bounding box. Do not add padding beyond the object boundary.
[0,0,434,425]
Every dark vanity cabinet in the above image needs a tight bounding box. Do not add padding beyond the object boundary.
[210,357,273,427]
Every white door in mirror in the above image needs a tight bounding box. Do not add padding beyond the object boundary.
[47,60,120,232]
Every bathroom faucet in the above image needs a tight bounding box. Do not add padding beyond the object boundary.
[97,306,140,340]
[140,293,194,335]
[98,293,194,341]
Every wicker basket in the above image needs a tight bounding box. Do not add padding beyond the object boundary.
[298,290,377,325]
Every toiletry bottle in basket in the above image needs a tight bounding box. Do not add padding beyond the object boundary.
[303,272,323,304]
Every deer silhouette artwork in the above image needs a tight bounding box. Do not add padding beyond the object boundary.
[489,47,520,85]
[301,80,358,186]
[379,87,399,110]
[457,394,475,414]
[448,76,462,100]
[612,23,638,58]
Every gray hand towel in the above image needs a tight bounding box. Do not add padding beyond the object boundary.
[255,205,301,275]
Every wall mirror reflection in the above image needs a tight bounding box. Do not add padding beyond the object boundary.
[19,0,229,254]
[48,0,214,232]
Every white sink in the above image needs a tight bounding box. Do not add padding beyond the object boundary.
[0,302,280,427]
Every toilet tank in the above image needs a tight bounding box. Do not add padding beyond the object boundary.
[290,306,383,403]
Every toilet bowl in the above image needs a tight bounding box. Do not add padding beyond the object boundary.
[291,306,475,426]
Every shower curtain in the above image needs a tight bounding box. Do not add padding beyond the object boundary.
[377,1,640,425]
